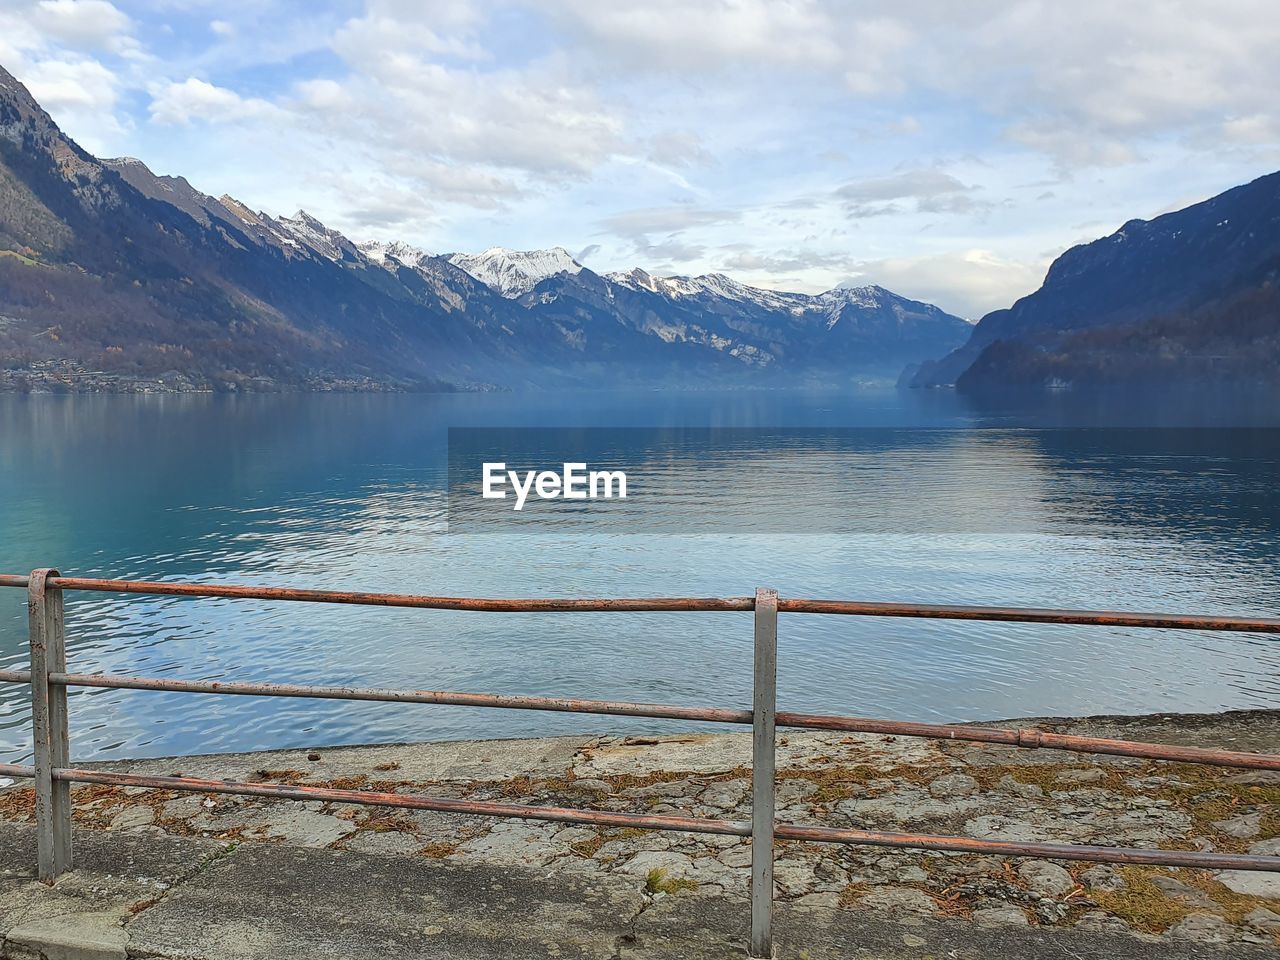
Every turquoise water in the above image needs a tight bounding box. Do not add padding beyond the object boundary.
[2,388,1279,765]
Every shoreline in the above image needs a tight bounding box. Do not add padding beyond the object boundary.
[4,706,1275,773]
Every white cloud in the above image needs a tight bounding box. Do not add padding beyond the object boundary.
[540,0,1280,169]
[149,78,280,125]
[544,0,842,72]
[597,206,740,263]
[30,0,132,51]
[0,0,140,150]
[835,169,983,217]
[1220,114,1280,146]
[841,17,914,96]
[848,249,1051,319]
[3,0,1277,314]
[722,249,854,274]
[646,131,711,169]
[22,56,117,111]
[6,53,128,151]
[310,60,627,179]
[331,0,488,61]
[598,206,740,238]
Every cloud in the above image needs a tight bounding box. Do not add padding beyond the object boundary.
[841,17,914,96]
[848,249,1050,318]
[540,0,1280,172]
[835,169,984,218]
[643,239,706,263]
[257,2,636,203]
[342,197,433,229]
[30,0,135,54]
[544,0,843,72]
[1004,123,1138,169]
[646,131,711,168]
[331,0,489,62]
[1219,114,1280,146]
[4,0,1277,310]
[596,205,739,263]
[379,157,521,208]
[0,0,139,149]
[22,56,118,112]
[598,206,739,239]
[722,250,854,274]
[13,55,128,150]
[149,78,280,125]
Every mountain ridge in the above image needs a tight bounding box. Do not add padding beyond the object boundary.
[909,170,1280,390]
[447,246,583,298]
[0,61,972,392]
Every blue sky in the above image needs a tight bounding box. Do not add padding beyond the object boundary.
[2,0,1279,317]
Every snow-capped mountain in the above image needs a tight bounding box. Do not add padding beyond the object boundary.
[0,60,973,392]
[358,239,434,268]
[606,268,809,311]
[448,246,583,297]
[277,211,366,262]
[603,267,915,323]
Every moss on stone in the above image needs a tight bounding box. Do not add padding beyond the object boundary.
[645,867,697,895]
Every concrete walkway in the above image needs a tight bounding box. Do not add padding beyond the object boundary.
[3,713,1280,957]
[1,823,1274,960]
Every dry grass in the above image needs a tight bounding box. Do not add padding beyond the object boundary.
[359,811,420,834]
[0,787,36,820]
[367,779,413,793]
[645,867,697,895]
[1089,865,1280,937]
[569,831,607,858]
[1089,868,1200,933]
[837,882,868,908]
[569,826,655,859]
[418,840,459,859]
[1155,765,1280,852]
[493,772,584,798]
[932,889,978,920]
[326,774,369,791]
[490,765,748,800]
[964,761,1138,796]
[777,762,932,803]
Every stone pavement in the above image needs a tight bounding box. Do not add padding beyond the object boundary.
[2,711,1280,957]
[2,824,1277,959]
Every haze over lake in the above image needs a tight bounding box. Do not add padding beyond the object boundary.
[2,388,1279,766]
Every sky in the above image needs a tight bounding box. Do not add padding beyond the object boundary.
[2,1,1280,318]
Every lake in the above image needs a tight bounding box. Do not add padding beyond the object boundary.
[2,387,1280,766]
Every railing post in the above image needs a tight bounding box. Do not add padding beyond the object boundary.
[29,568,71,882]
[750,587,778,959]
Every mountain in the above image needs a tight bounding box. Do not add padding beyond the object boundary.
[0,62,969,392]
[358,240,433,268]
[0,63,555,392]
[909,172,1280,390]
[518,266,971,377]
[447,246,583,297]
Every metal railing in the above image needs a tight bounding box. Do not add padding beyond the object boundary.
[2,568,1280,958]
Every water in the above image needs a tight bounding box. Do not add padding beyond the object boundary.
[2,387,1280,765]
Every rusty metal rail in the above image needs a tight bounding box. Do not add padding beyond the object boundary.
[0,573,752,611]
[3,571,1280,959]
[2,668,1275,770]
